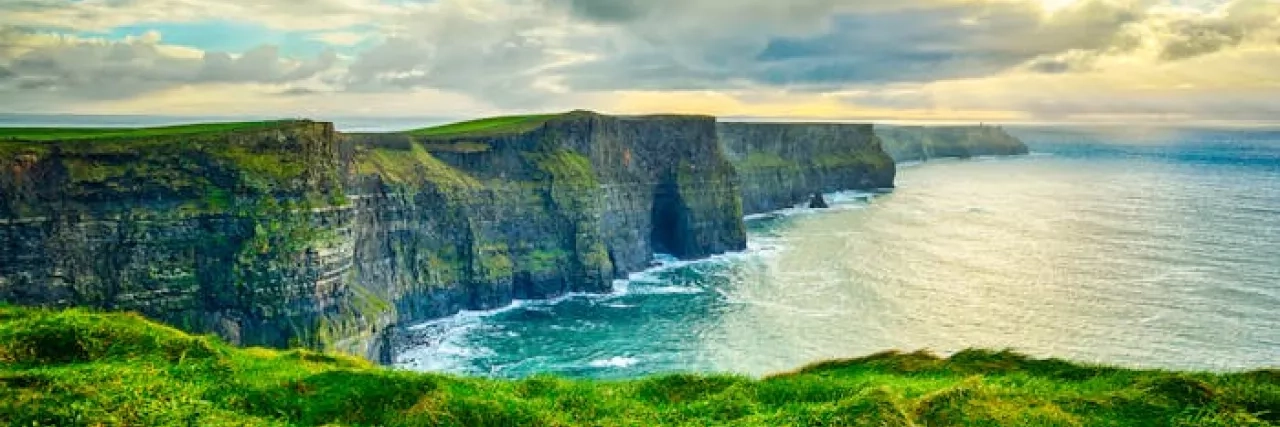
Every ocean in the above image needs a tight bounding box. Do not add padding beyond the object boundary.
[393,126,1280,378]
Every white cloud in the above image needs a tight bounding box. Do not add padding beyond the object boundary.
[311,31,369,46]
[0,26,339,105]
[0,0,408,32]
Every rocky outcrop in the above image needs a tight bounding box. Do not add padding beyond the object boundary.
[718,123,895,214]
[877,125,1029,162]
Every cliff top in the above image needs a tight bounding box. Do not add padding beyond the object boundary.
[0,120,308,143]
[408,112,577,139]
[407,110,717,140]
[1,305,1274,426]
[0,120,342,217]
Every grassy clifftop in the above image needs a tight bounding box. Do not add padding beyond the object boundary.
[0,121,299,143]
[2,306,1275,426]
[408,113,567,139]
[0,120,342,216]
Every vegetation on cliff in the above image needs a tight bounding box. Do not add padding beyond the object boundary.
[0,121,298,143]
[2,306,1275,426]
[352,142,481,191]
[0,120,343,217]
[409,113,564,139]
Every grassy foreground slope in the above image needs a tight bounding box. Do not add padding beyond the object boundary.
[1,307,1277,427]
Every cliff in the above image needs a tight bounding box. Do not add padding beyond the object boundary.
[877,126,1029,162]
[0,112,747,361]
[718,123,896,214]
[339,111,747,358]
[1,121,357,351]
[0,116,1028,362]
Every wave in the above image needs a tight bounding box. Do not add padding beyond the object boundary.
[588,356,640,369]
[401,187,872,333]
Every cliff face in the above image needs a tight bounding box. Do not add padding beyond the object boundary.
[338,112,747,358]
[0,113,748,361]
[718,123,896,214]
[877,126,1029,162]
[0,122,353,349]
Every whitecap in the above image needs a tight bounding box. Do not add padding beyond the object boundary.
[588,356,640,368]
[627,285,705,295]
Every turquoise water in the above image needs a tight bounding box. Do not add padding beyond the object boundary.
[395,128,1280,378]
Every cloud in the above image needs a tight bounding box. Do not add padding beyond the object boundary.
[1156,0,1280,60]
[0,26,339,103]
[1008,0,1280,70]
[276,87,322,96]
[311,31,368,46]
[0,0,405,32]
[540,0,1153,93]
[1,0,1277,123]
[1022,49,1105,73]
[343,0,597,107]
[559,0,648,22]
[837,42,1280,123]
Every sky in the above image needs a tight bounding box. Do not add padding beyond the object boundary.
[1,0,1278,124]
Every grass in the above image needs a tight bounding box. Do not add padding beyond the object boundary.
[353,142,480,190]
[2,119,343,218]
[408,114,564,139]
[0,120,299,142]
[1,306,1276,426]
[421,141,493,153]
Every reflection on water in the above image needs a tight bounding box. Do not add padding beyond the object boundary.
[396,130,1280,378]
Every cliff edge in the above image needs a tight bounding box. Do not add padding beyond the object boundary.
[877,125,1029,162]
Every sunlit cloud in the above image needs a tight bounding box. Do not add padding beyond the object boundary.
[0,0,1276,124]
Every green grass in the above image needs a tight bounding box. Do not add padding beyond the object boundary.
[421,141,493,153]
[353,143,481,190]
[0,120,299,142]
[2,120,342,217]
[1,306,1276,426]
[408,114,563,139]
